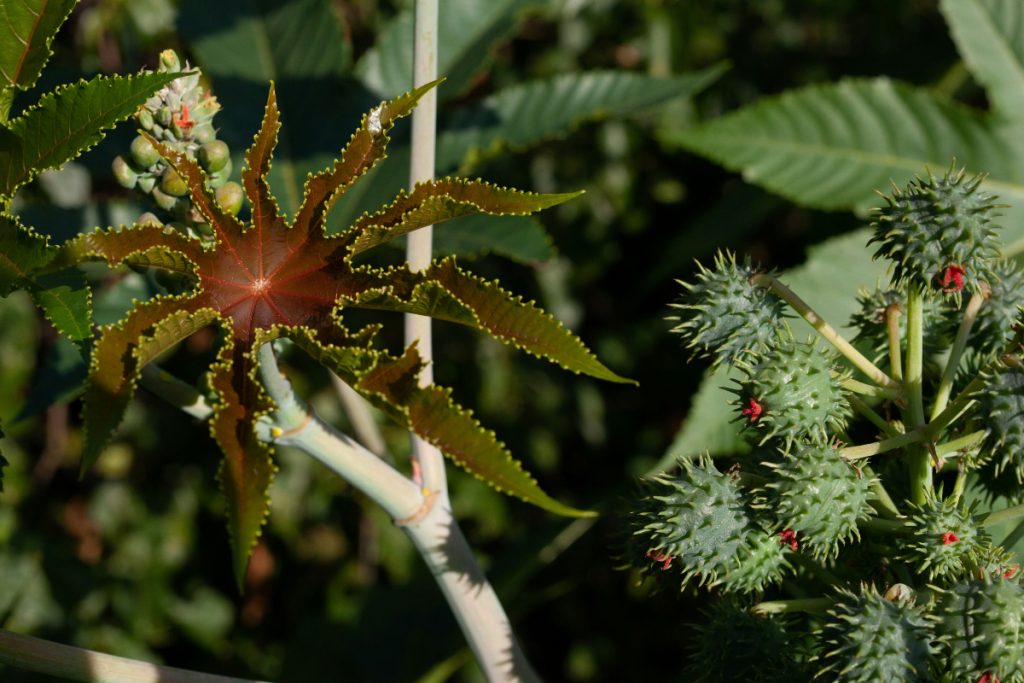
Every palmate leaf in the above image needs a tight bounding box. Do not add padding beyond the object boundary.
[73,80,622,584]
[0,213,54,295]
[0,0,76,90]
[0,71,180,199]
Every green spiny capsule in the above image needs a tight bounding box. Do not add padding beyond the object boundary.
[723,530,791,594]
[963,260,1024,358]
[628,458,761,589]
[897,497,990,582]
[669,250,790,367]
[199,140,230,172]
[160,167,188,197]
[151,186,180,212]
[761,444,873,559]
[736,338,850,451]
[937,577,1024,682]
[111,156,138,188]
[870,166,1003,298]
[973,363,1024,481]
[216,181,244,216]
[817,586,937,682]
[129,135,162,169]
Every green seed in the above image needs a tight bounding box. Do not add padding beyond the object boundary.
[199,141,230,172]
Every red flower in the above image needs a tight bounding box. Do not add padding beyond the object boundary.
[741,398,763,423]
[940,264,966,292]
[978,672,1000,683]
[645,549,673,571]
[173,102,195,131]
[941,532,959,545]
[1004,564,1019,579]
[778,529,798,551]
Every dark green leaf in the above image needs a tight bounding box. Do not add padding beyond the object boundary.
[31,269,91,342]
[0,71,180,199]
[0,213,53,294]
[0,0,76,90]
[433,213,554,263]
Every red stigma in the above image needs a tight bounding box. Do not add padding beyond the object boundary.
[1004,564,1019,579]
[978,673,999,683]
[173,103,195,131]
[645,549,673,571]
[941,532,959,545]
[940,264,966,293]
[741,398,763,423]
[778,529,798,551]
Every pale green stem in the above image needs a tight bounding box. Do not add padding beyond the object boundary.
[847,395,901,438]
[886,304,903,382]
[0,629,270,683]
[841,376,902,401]
[933,430,987,459]
[982,503,1024,528]
[840,430,925,461]
[329,371,389,458]
[925,376,986,440]
[859,517,912,535]
[753,274,900,390]
[930,291,985,421]
[904,287,930,504]
[860,464,901,518]
[750,597,831,616]
[140,365,211,419]
[950,463,968,506]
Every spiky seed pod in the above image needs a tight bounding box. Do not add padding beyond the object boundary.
[973,363,1024,482]
[761,445,873,559]
[870,166,1002,298]
[736,338,850,450]
[897,497,990,581]
[937,577,1024,682]
[669,250,789,367]
[685,600,810,683]
[722,530,791,594]
[628,458,773,590]
[962,260,1024,359]
[849,286,951,368]
[816,586,938,682]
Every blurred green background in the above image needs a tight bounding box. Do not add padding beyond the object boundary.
[0,1,965,680]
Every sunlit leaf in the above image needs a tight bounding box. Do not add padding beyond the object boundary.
[0,0,76,90]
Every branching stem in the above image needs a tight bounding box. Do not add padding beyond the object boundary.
[904,286,930,504]
[886,303,903,381]
[930,291,984,420]
[841,430,924,461]
[750,597,831,616]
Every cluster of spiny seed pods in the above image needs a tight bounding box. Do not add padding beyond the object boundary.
[626,167,1024,682]
[112,49,243,226]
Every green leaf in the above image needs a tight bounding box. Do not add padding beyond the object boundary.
[354,0,547,101]
[0,213,54,295]
[348,257,633,384]
[0,421,6,492]
[348,178,580,255]
[82,295,216,473]
[433,213,554,263]
[207,340,276,589]
[31,269,91,342]
[0,0,77,90]
[438,67,728,172]
[59,222,205,275]
[940,0,1024,122]
[180,0,355,217]
[289,326,593,518]
[0,71,180,199]
[676,78,1024,216]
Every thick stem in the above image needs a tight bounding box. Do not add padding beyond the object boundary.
[841,376,903,401]
[933,430,987,459]
[904,287,930,504]
[753,274,900,391]
[840,429,925,461]
[930,291,984,420]
[0,629,270,683]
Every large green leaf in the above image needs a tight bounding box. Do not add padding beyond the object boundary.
[0,0,76,90]
[0,213,53,294]
[658,228,888,469]
[676,78,1024,230]
[432,213,554,263]
[0,71,179,199]
[31,270,91,342]
[438,67,727,173]
[180,0,356,217]
[940,0,1024,122]
[354,0,547,101]
[288,326,593,518]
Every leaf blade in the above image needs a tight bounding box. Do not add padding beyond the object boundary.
[0,0,76,90]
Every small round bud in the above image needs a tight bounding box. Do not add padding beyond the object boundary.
[159,167,188,197]
[159,49,182,72]
[151,186,180,212]
[137,109,155,131]
[136,174,157,194]
[156,106,173,128]
[207,157,233,189]
[192,122,216,145]
[129,135,162,169]
[215,181,244,216]
[199,140,230,172]
[111,156,138,188]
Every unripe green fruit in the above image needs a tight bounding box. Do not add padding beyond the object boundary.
[871,166,1002,297]
[199,140,230,172]
[670,250,789,367]
[737,338,850,450]
[156,106,173,128]
[965,260,1024,358]
[215,181,244,216]
[762,445,873,559]
[151,186,180,212]
[160,167,188,197]
[111,156,138,188]
[938,578,1024,682]
[137,175,157,194]
[723,530,790,594]
[898,498,989,581]
[207,157,233,189]
[193,122,216,145]
[130,135,161,169]
[974,364,1024,481]
[817,587,937,682]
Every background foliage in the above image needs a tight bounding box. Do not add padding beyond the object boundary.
[0,0,976,681]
